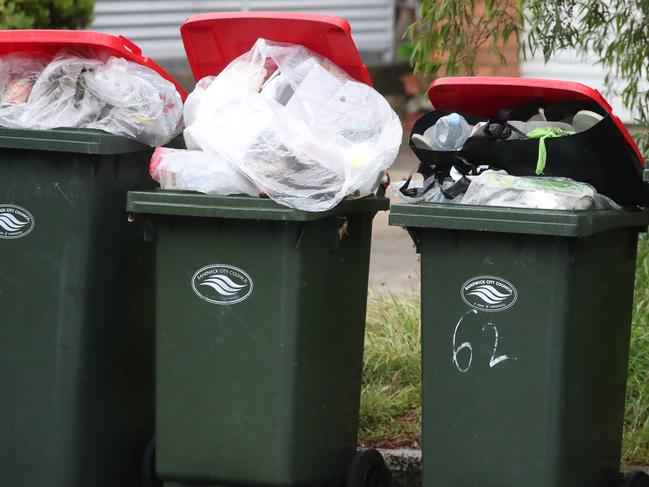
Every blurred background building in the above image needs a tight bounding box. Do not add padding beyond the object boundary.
[92,0,397,63]
[91,0,638,123]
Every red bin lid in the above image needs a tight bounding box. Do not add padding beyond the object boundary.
[428,76,643,164]
[0,30,188,100]
[180,11,372,86]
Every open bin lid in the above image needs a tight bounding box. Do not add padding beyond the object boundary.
[428,76,643,167]
[0,30,188,100]
[426,76,649,206]
[180,11,372,86]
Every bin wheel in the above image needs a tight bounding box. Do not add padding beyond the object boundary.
[142,435,162,487]
[346,448,391,487]
[621,470,649,487]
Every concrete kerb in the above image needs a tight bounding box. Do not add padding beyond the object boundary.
[378,449,648,487]
[379,449,421,487]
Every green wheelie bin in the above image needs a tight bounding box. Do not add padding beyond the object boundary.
[0,31,187,487]
[128,193,389,487]
[126,12,391,487]
[389,77,649,487]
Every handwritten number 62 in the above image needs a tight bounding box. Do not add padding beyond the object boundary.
[452,309,515,373]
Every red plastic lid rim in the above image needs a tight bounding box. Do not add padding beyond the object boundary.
[180,11,372,86]
[0,30,188,100]
[427,76,643,165]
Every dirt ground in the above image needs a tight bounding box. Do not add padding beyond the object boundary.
[368,143,420,293]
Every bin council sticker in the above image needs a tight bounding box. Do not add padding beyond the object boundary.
[460,275,518,312]
[0,204,35,239]
[192,264,253,305]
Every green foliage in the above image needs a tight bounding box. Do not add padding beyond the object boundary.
[406,0,520,77]
[408,0,649,150]
[0,0,95,29]
[359,290,421,448]
[523,1,649,152]
[625,234,649,464]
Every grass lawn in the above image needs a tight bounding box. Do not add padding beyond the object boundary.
[359,235,649,465]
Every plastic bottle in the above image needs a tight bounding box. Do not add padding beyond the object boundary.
[424,113,472,151]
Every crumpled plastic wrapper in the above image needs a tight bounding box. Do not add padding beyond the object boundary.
[0,51,183,146]
[175,38,401,212]
[150,147,259,197]
[183,75,214,129]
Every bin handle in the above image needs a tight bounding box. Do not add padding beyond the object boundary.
[119,36,143,56]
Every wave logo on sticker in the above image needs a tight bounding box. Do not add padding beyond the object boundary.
[191,264,253,305]
[461,276,517,312]
[0,204,35,239]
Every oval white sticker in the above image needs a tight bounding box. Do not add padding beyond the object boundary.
[460,275,518,312]
[191,264,253,305]
[0,204,35,240]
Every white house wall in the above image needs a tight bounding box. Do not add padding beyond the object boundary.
[520,48,645,124]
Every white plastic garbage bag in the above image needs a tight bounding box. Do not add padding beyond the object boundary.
[183,38,402,212]
[84,57,184,146]
[0,51,183,146]
[150,147,259,197]
[0,54,105,130]
[183,75,214,130]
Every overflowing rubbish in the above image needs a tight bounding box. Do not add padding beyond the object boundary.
[0,51,183,146]
[391,175,463,205]
[402,93,645,208]
[412,108,590,151]
[392,171,620,211]
[462,172,619,210]
[150,147,258,197]
[182,75,214,129]
[155,38,401,212]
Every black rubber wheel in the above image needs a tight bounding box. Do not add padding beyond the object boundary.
[346,448,391,487]
[142,435,162,487]
[621,470,649,487]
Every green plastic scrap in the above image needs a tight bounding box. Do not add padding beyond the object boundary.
[526,127,575,175]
